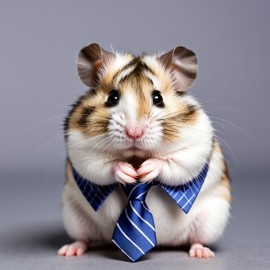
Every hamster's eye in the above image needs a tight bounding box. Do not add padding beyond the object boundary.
[105,90,120,107]
[152,90,164,107]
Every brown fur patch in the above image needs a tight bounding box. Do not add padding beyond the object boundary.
[213,139,232,203]
[64,89,97,140]
[61,158,74,208]
[219,172,232,203]
[119,72,153,120]
[65,158,74,186]
[180,105,198,123]
[144,58,172,94]
[68,90,110,137]
[162,102,199,141]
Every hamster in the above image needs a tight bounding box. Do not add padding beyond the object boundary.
[58,43,231,259]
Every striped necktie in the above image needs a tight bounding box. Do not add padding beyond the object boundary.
[72,163,208,262]
[112,182,157,262]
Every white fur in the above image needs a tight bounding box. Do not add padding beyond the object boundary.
[108,53,132,73]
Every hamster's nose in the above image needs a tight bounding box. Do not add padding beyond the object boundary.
[125,125,144,140]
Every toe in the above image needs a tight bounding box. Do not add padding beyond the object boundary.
[196,248,202,258]
[202,248,209,258]
[57,245,68,256]
[66,247,76,256]
[189,249,195,257]
[207,248,215,258]
[76,247,85,256]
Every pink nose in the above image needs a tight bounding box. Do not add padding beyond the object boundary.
[125,125,144,140]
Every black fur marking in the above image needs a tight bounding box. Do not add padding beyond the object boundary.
[112,58,140,81]
[114,58,154,83]
[176,91,187,97]
[168,104,198,123]
[147,77,154,85]
[128,60,153,78]
[181,105,197,121]
[223,160,231,183]
[77,106,95,127]
[63,89,96,141]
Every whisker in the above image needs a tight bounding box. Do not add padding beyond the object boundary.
[35,135,64,152]
[209,116,252,140]
[214,134,238,168]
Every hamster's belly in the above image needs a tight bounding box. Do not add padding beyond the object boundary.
[82,186,199,246]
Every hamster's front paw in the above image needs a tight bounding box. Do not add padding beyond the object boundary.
[114,161,137,185]
[137,158,162,182]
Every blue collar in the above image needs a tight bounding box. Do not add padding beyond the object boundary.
[71,162,209,214]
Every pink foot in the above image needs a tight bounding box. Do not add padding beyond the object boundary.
[114,161,137,185]
[57,241,88,257]
[189,243,215,259]
[137,158,162,182]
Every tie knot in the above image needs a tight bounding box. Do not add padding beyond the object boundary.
[123,182,153,201]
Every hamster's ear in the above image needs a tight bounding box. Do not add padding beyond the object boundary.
[160,46,198,91]
[77,43,115,87]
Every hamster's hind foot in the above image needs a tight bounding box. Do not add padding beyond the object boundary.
[189,243,215,259]
[57,240,88,257]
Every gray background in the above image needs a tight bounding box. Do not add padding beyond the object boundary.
[1,1,269,269]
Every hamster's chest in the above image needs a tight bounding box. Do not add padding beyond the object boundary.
[85,186,198,245]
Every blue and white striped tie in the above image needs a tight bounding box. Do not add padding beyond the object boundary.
[112,182,157,262]
[72,163,209,262]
